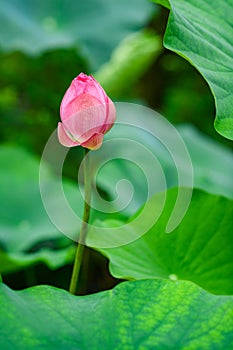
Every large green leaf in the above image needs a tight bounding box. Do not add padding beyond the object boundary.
[153,0,233,139]
[0,0,155,70]
[95,123,233,217]
[0,279,232,349]
[96,188,233,295]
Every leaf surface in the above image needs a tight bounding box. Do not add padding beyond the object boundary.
[154,0,233,139]
[97,188,233,295]
[0,279,232,349]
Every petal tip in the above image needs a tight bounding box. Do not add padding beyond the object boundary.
[57,122,80,148]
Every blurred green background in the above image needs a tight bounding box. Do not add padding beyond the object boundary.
[0,0,232,294]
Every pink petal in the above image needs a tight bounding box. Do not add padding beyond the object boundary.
[57,122,80,148]
[62,93,102,123]
[101,98,116,134]
[74,74,107,103]
[62,100,106,143]
[60,73,108,121]
[81,133,104,150]
[60,84,78,121]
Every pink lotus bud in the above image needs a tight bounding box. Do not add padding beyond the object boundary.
[58,73,116,150]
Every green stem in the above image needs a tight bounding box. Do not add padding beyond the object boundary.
[69,148,91,295]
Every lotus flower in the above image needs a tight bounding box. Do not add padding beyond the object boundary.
[58,73,116,150]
